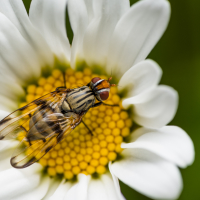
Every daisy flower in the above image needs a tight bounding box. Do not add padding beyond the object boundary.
[0,0,194,199]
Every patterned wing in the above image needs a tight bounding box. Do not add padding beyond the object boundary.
[0,89,68,141]
[0,88,86,168]
[10,112,85,168]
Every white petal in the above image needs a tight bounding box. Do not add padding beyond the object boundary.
[88,173,122,200]
[123,85,178,128]
[111,149,182,199]
[0,52,24,110]
[68,0,89,67]
[82,0,130,67]
[0,141,18,172]
[0,164,42,200]
[0,13,43,81]
[49,174,90,200]
[0,143,14,171]
[0,110,10,121]
[42,179,61,200]
[0,95,18,112]
[118,59,162,97]
[107,0,170,76]
[49,180,72,200]
[65,174,90,200]
[84,0,94,23]
[15,176,50,200]
[30,0,70,62]
[109,162,126,200]
[0,126,18,171]
[0,140,18,154]
[0,0,54,68]
[0,141,10,153]
[0,154,12,172]
[0,72,24,102]
[122,126,194,168]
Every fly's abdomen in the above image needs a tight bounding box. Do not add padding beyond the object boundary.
[27,105,62,142]
[65,86,95,113]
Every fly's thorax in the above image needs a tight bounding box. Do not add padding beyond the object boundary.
[63,86,95,114]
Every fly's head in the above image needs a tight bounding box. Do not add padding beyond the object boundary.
[89,77,116,102]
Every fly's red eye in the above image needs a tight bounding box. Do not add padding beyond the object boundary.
[92,77,101,83]
[100,91,109,101]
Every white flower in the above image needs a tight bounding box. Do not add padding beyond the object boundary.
[0,0,194,200]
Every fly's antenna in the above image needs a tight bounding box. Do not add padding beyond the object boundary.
[110,68,113,78]
[108,77,116,87]
[114,84,123,88]
[62,71,67,88]
[108,77,112,82]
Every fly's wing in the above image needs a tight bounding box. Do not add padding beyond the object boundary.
[0,89,68,141]
[10,112,85,168]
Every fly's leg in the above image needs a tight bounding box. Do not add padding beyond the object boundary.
[56,72,67,91]
[21,126,31,146]
[56,86,67,91]
[20,125,28,136]
[102,102,119,107]
[81,120,94,136]
[91,102,102,108]
[62,71,67,88]
[92,102,119,108]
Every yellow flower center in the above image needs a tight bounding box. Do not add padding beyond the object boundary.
[19,67,132,180]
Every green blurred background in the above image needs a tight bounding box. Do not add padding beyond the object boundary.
[22,0,199,199]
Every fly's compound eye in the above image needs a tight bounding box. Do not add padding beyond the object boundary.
[90,77,102,90]
[91,77,101,84]
[90,77,110,101]
[99,91,109,101]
